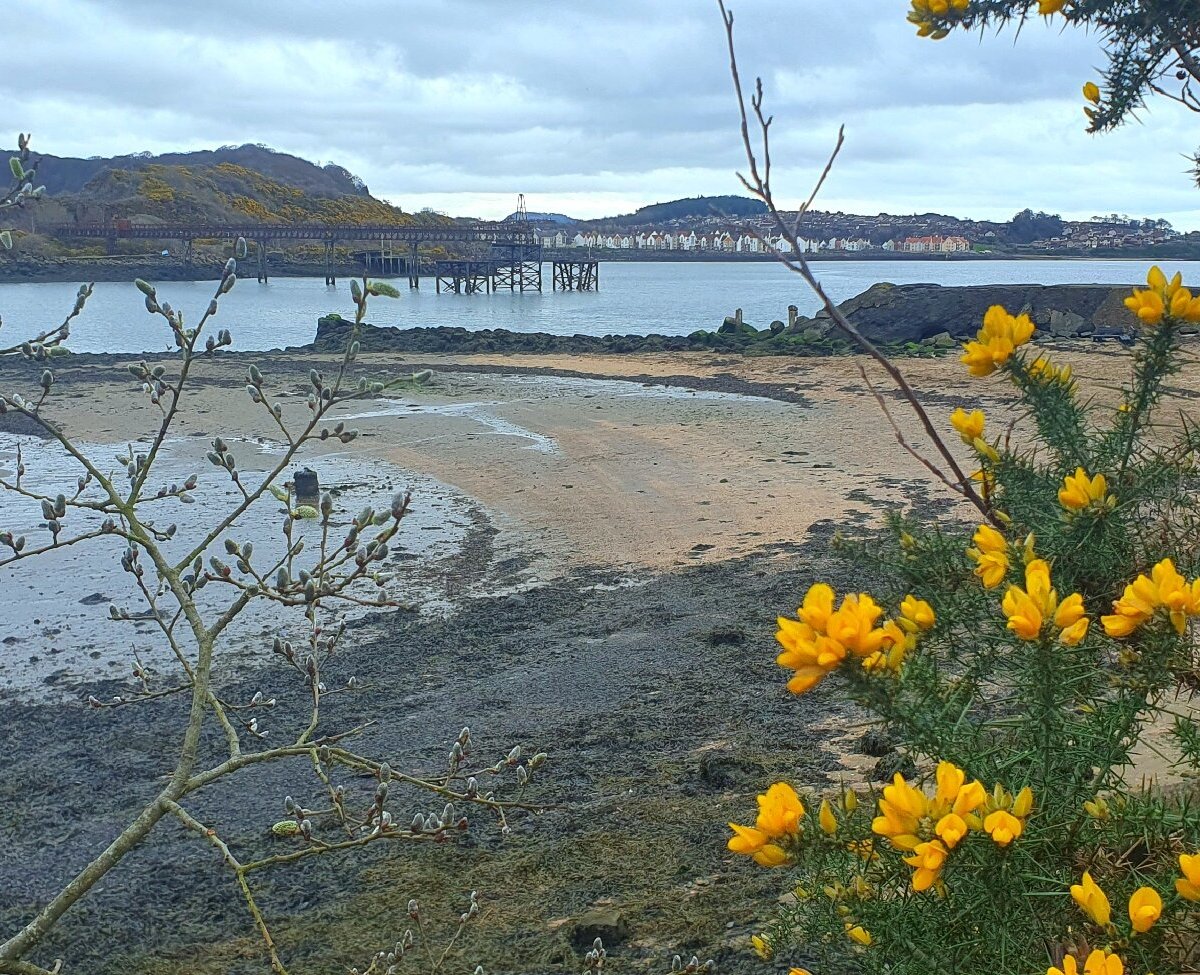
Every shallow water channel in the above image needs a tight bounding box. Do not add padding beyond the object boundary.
[0,433,477,700]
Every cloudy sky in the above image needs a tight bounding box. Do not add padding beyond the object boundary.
[6,0,1200,228]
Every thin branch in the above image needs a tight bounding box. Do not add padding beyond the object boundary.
[0,962,61,975]
[718,0,1000,527]
[164,801,289,975]
[857,363,965,494]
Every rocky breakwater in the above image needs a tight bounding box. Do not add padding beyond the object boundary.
[311,282,1144,358]
[806,282,1142,345]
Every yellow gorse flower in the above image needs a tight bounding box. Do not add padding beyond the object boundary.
[777,585,933,692]
[1028,356,1074,388]
[980,784,1033,847]
[1049,949,1125,975]
[842,788,858,814]
[907,0,968,37]
[898,594,936,633]
[873,764,1031,890]
[844,923,872,946]
[1127,885,1162,934]
[1083,81,1101,104]
[1177,852,1200,901]
[1001,558,1090,646]
[1070,870,1112,927]
[1101,557,1200,638]
[961,305,1036,377]
[818,798,838,836]
[903,839,949,892]
[1058,467,1113,513]
[967,523,1010,589]
[950,407,985,443]
[982,808,1023,846]
[728,782,804,867]
[1124,265,1200,326]
[1038,0,1068,13]
[949,406,1001,462]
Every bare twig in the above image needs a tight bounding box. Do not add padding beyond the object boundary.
[718,0,1000,527]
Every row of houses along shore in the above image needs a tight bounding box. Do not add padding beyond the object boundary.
[540,229,973,254]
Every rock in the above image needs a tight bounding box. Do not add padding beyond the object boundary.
[697,749,763,789]
[293,467,320,508]
[717,320,759,337]
[1044,309,1089,338]
[705,626,746,646]
[856,727,895,757]
[79,593,111,606]
[571,907,629,949]
[1092,325,1135,344]
[870,752,917,782]
[311,282,1144,357]
[821,282,1139,345]
[0,409,55,440]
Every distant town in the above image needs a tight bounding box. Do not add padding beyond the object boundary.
[522,200,1186,258]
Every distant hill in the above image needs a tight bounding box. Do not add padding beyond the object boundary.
[2,144,458,233]
[589,195,767,228]
[505,211,575,225]
[9,144,372,199]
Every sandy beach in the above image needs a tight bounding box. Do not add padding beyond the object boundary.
[0,341,1194,974]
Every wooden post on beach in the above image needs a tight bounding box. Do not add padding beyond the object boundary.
[293,468,320,509]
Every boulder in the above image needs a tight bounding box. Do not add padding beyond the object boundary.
[571,907,629,949]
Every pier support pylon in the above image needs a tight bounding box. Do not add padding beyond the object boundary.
[256,239,269,283]
[323,238,337,286]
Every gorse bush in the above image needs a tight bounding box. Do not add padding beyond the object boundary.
[728,269,1200,975]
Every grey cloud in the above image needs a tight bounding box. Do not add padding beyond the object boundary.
[1,0,1197,227]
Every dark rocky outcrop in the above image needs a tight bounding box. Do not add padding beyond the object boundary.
[809,282,1139,345]
[312,282,1145,357]
[313,315,706,356]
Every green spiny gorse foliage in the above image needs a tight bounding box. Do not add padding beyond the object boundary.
[731,269,1200,975]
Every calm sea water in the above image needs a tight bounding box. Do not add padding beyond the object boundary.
[3,258,1199,354]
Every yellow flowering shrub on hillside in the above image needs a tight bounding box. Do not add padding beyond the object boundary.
[731,267,1200,975]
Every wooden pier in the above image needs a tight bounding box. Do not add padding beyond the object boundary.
[435,260,495,294]
[552,260,599,291]
[62,215,606,295]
